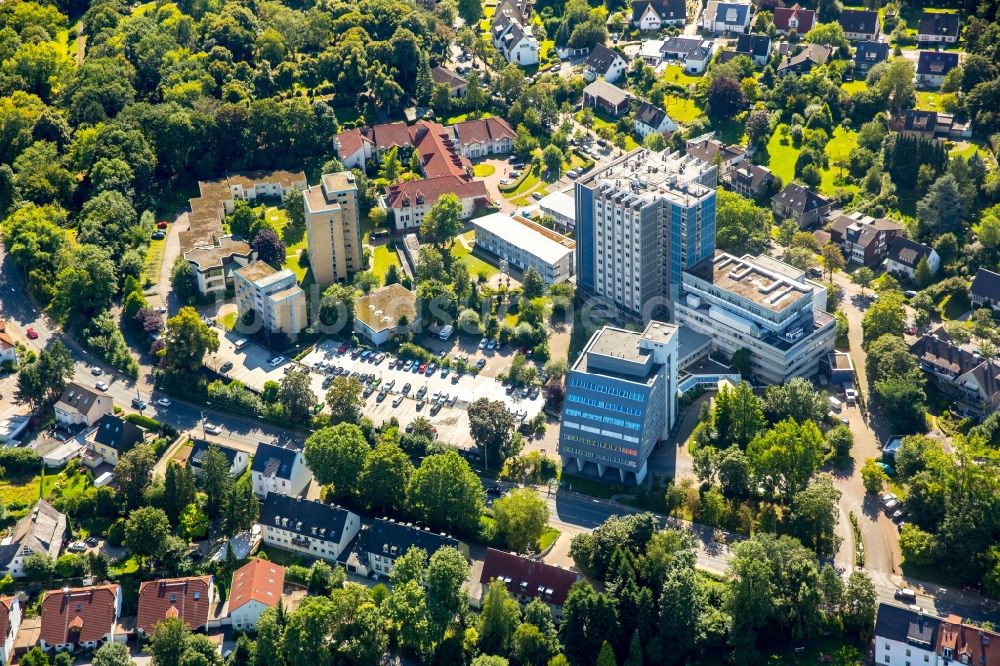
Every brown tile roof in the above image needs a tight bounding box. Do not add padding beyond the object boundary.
[183,236,253,273]
[480,548,580,606]
[0,597,15,647]
[454,117,516,146]
[431,66,467,90]
[137,577,212,634]
[371,122,413,152]
[937,614,1000,665]
[385,176,489,210]
[40,584,120,646]
[229,559,284,613]
[410,120,471,180]
[0,331,14,351]
[334,128,373,158]
[773,3,814,32]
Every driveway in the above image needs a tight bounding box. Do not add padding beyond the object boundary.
[476,157,517,214]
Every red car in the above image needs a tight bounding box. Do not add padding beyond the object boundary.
[418,363,427,373]
[26,327,39,339]
[337,343,349,354]
[156,221,168,229]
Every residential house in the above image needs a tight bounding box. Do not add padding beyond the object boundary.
[82,415,144,468]
[233,262,307,341]
[910,328,1000,418]
[918,11,960,45]
[686,132,745,172]
[452,117,517,158]
[537,191,576,231]
[701,1,753,34]
[777,43,832,75]
[39,584,122,652]
[0,500,67,578]
[658,36,714,73]
[634,101,677,137]
[873,603,940,666]
[53,383,112,428]
[917,51,959,88]
[385,176,489,231]
[885,237,939,279]
[771,183,832,227]
[773,3,814,36]
[228,559,284,631]
[935,612,1000,664]
[259,494,361,563]
[828,212,904,267]
[354,284,420,346]
[0,596,21,666]
[890,109,972,140]
[492,6,540,67]
[431,66,467,98]
[478,549,580,621]
[732,33,771,66]
[332,128,374,170]
[584,44,628,83]
[723,162,773,198]
[137,576,214,636]
[182,236,255,297]
[583,80,633,117]
[348,518,464,578]
[631,0,687,30]
[839,9,880,41]
[971,267,1000,311]
[854,40,889,77]
[188,439,249,479]
[0,332,16,367]
[250,442,311,498]
[639,38,667,66]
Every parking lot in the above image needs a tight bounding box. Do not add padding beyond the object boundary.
[214,335,545,447]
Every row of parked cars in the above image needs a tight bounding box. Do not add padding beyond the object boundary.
[880,492,907,530]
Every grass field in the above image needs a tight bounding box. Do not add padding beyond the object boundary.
[444,111,494,124]
[820,126,860,197]
[766,124,800,184]
[501,165,542,196]
[0,468,90,508]
[841,80,867,95]
[221,311,237,331]
[143,237,166,287]
[539,526,560,552]
[473,163,496,177]
[662,64,703,87]
[915,90,942,111]
[452,244,498,279]
[371,245,402,281]
[664,95,701,124]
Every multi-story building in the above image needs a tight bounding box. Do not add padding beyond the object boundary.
[917,11,960,45]
[478,549,580,622]
[304,172,363,288]
[910,328,1000,419]
[250,442,311,498]
[182,236,255,297]
[701,0,753,34]
[873,603,1000,666]
[348,518,464,578]
[885,237,939,280]
[472,212,576,284]
[575,148,717,322]
[259,494,361,563]
[558,321,678,484]
[839,9,880,41]
[233,261,307,340]
[491,1,540,66]
[83,415,144,468]
[584,44,628,83]
[136,576,214,636]
[771,182,832,228]
[53,383,112,427]
[723,162,773,198]
[828,212,904,267]
[228,559,283,631]
[0,596,21,666]
[631,0,687,31]
[674,251,836,383]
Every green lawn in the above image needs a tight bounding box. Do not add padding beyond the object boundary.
[820,126,860,197]
[766,124,801,184]
[0,469,91,508]
[473,163,496,177]
[444,111,494,124]
[143,237,166,287]
[333,106,361,126]
[452,243,498,280]
[950,141,990,161]
[661,64,703,88]
[371,245,402,281]
[220,311,237,331]
[664,95,701,124]
[501,165,542,196]
[841,80,867,95]
[539,526,560,552]
[915,90,942,112]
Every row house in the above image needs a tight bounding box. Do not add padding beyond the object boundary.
[259,494,361,564]
[910,328,1000,419]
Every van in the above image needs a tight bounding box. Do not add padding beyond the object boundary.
[894,588,917,603]
[828,396,843,412]
[439,324,454,341]
[234,338,249,350]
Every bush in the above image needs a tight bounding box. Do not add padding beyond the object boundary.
[106,518,126,546]
[0,447,43,474]
[284,564,310,585]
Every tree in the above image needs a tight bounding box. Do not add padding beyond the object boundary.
[493,488,549,553]
[116,444,157,510]
[304,424,369,497]
[879,58,916,113]
[252,227,286,266]
[654,562,701,662]
[457,0,482,24]
[513,124,538,161]
[745,108,771,145]
[164,461,197,523]
[711,381,765,449]
[200,444,233,518]
[407,450,485,535]
[716,446,751,498]
[842,571,877,636]
[820,243,844,282]
[862,293,906,344]
[542,145,564,179]
[180,503,210,541]
[93,642,136,666]
[827,424,854,459]
[279,369,316,420]
[223,479,259,535]
[282,596,337,666]
[51,244,116,323]
[521,266,546,300]
[596,642,617,666]
[324,376,363,424]
[254,609,285,666]
[715,189,773,255]
[468,398,519,470]
[160,307,219,374]
[360,443,414,512]
[21,647,50,666]
[917,173,965,237]
[22,553,55,582]
[125,506,171,568]
[318,283,357,332]
[171,256,197,301]
[851,266,875,295]
[899,524,941,566]
[788,474,842,558]
[420,192,463,248]
[706,76,747,121]
[861,458,889,495]
[14,340,74,409]
[561,583,618,666]
[479,579,522,656]
[762,377,825,425]
[746,418,824,498]
[426,546,470,633]
[465,71,486,114]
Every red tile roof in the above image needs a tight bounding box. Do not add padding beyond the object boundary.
[454,117,517,147]
[0,597,14,646]
[773,3,815,33]
[410,121,471,179]
[385,176,489,210]
[0,331,14,351]
[137,576,213,634]
[40,585,120,646]
[334,128,373,158]
[480,548,580,606]
[229,559,284,613]
[937,615,1000,665]
[371,122,413,152]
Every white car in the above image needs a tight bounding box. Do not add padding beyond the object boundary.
[156,398,172,407]
[268,356,286,367]
[204,423,222,435]
[90,366,103,376]
[67,541,88,553]
[95,381,109,391]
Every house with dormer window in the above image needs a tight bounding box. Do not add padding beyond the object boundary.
[478,549,580,622]
[348,518,465,578]
[259,495,360,563]
[250,442,311,499]
[39,584,122,653]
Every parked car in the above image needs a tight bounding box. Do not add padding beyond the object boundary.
[220,361,234,373]
[392,395,404,407]
[84,536,99,547]
[131,397,147,409]
[156,398,172,407]
[94,381,109,391]
[268,356,286,367]
[476,358,487,369]
[532,192,543,200]
[152,231,165,240]
[26,327,38,339]
[894,588,917,603]
[479,338,488,349]
[91,366,103,376]
[157,221,168,229]
[67,541,88,553]
[204,423,222,435]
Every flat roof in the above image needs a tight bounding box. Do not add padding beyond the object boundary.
[690,251,812,314]
[356,284,418,332]
[537,191,575,219]
[235,261,279,284]
[578,148,715,208]
[589,327,646,362]
[472,212,574,266]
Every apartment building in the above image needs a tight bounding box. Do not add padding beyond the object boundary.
[304,172,363,288]
[478,549,580,622]
[259,494,361,564]
[674,251,836,383]
[182,236,255,297]
[250,442,310,498]
[233,261,307,340]
[472,212,576,284]
[53,383,112,427]
[910,328,1000,418]
[575,148,717,322]
[384,176,489,231]
[348,518,464,578]
[873,603,1000,666]
[558,321,678,484]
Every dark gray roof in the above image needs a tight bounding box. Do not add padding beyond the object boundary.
[855,40,889,66]
[189,439,240,470]
[431,66,467,90]
[918,11,959,38]
[772,182,831,214]
[917,50,959,76]
[887,237,933,268]
[874,603,940,649]
[972,268,1000,301]
[631,0,686,23]
[735,33,771,58]
[635,101,668,129]
[261,494,353,542]
[778,43,831,73]
[91,415,143,453]
[586,44,624,74]
[660,36,711,60]
[251,442,299,480]
[356,518,460,559]
[839,9,879,34]
[708,1,752,26]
